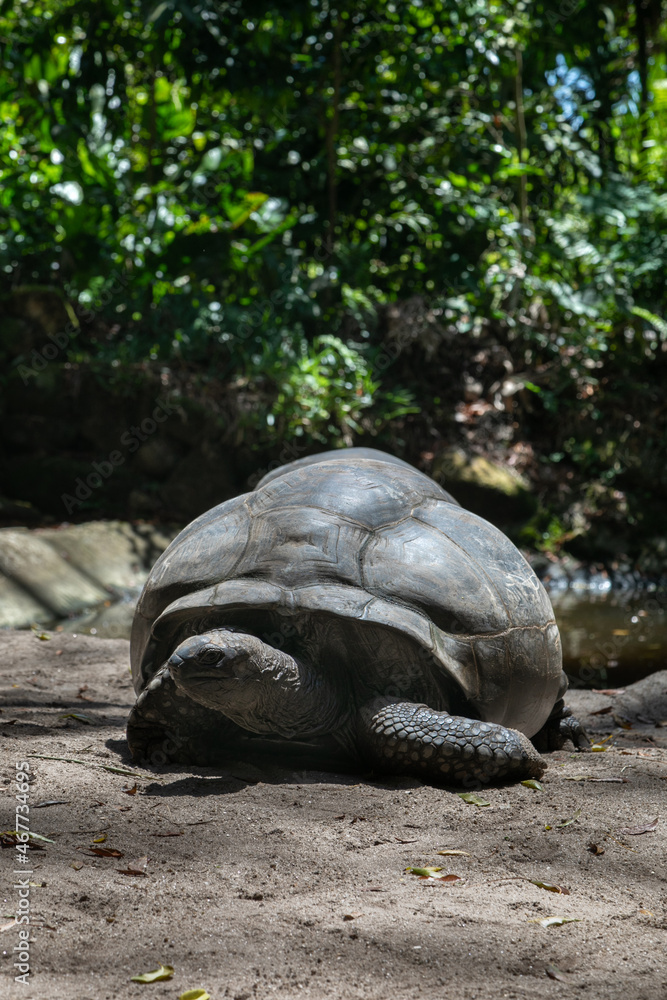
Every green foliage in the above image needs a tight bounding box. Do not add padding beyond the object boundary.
[1,0,667,466]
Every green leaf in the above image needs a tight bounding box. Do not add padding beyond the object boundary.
[457,792,490,806]
[405,866,443,877]
[130,965,174,983]
[179,992,211,1000]
[521,779,543,791]
[630,306,667,339]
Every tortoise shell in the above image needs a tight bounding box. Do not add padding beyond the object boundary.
[130,450,561,738]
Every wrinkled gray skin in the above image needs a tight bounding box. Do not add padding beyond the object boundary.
[127,448,587,785]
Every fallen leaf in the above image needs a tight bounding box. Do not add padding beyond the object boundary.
[436,849,471,857]
[592,688,626,696]
[1,830,53,844]
[565,775,628,784]
[617,817,658,836]
[130,964,174,983]
[406,866,443,877]
[0,919,17,932]
[590,706,613,716]
[546,964,570,982]
[117,855,149,877]
[70,861,84,871]
[33,631,51,641]
[25,831,54,842]
[638,908,653,916]
[439,874,462,883]
[457,792,490,806]
[529,879,570,894]
[333,814,346,820]
[521,779,543,791]
[612,713,632,730]
[152,831,184,837]
[556,810,581,829]
[588,842,605,856]
[82,847,124,858]
[92,834,107,844]
[590,744,609,752]
[123,784,138,796]
[179,991,211,1000]
[360,887,385,892]
[343,912,363,921]
[395,838,418,844]
[58,712,95,725]
[529,916,581,928]
[34,799,70,808]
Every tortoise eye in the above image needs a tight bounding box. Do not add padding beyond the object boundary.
[196,647,221,665]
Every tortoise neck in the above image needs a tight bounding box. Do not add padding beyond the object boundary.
[206,629,346,739]
[258,651,346,739]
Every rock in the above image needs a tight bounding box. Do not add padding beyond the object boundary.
[0,571,52,627]
[37,521,151,591]
[614,670,667,725]
[0,528,108,618]
[0,521,179,630]
[432,448,536,527]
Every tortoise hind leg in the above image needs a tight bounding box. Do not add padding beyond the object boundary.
[530,699,589,753]
[357,696,546,785]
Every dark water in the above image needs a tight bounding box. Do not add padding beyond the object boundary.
[551,588,667,688]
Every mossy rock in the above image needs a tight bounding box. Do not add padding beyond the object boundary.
[432,448,537,530]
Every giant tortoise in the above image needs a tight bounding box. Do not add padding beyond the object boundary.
[127,448,586,784]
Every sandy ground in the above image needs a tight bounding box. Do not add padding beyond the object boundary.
[1,629,666,1000]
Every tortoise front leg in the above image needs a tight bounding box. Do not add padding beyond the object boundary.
[127,665,237,766]
[357,696,546,785]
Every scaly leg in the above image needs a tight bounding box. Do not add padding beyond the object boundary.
[358,696,546,785]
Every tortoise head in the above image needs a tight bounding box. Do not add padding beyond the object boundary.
[167,628,326,738]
